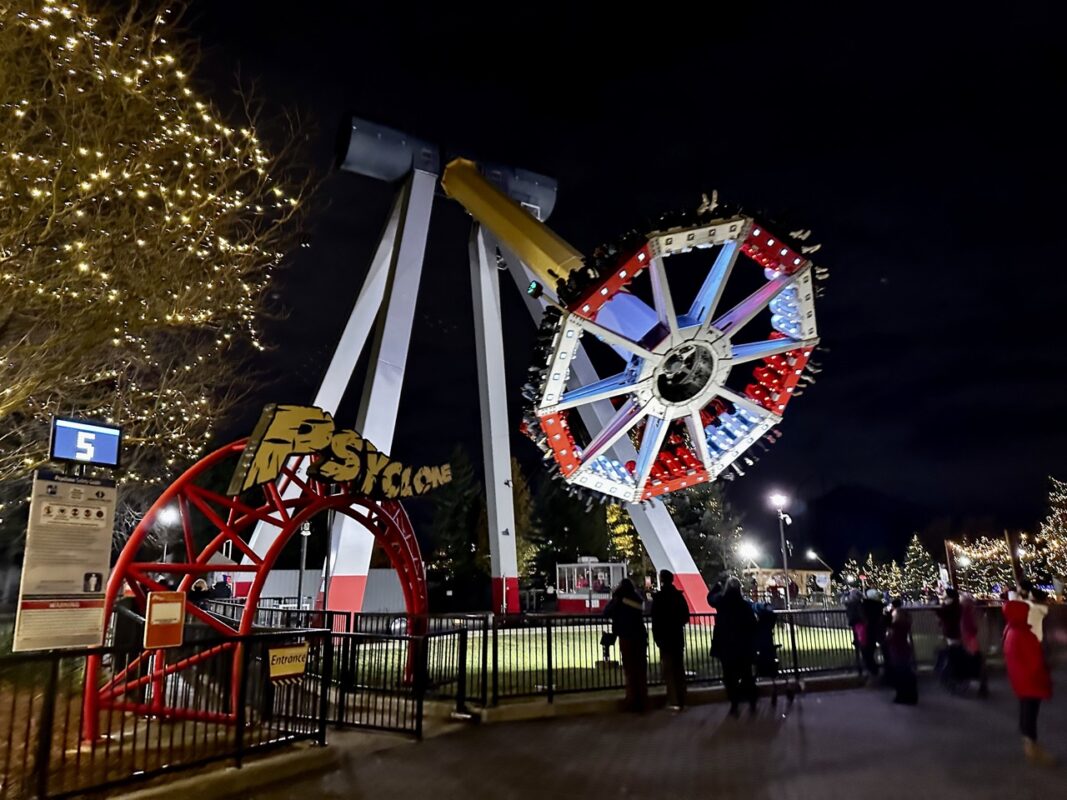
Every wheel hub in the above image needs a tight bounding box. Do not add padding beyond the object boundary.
[655,342,717,403]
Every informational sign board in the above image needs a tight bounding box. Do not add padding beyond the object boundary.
[49,417,123,468]
[144,591,186,649]
[13,471,116,652]
[268,642,310,685]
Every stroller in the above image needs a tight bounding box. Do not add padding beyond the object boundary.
[754,603,794,704]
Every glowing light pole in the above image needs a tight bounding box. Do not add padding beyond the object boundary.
[770,491,800,682]
[157,505,180,563]
[297,520,311,610]
[769,492,793,611]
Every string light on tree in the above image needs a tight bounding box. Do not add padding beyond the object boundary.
[0,0,305,543]
[1034,476,1067,583]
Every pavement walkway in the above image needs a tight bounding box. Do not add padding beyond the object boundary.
[249,671,1065,800]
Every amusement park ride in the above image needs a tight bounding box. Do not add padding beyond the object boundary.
[85,117,825,733]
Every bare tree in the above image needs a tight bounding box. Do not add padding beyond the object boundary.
[0,0,308,547]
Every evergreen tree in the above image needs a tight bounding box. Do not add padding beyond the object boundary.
[510,458,541,578]
[863,553,887,590]
[1034,476,1067,583]
[840,557,864,589]
[885,560,904,597]
[428,446,487,583]
[901,534,939,599]
[531,476,611,578]
[663,482,744,581]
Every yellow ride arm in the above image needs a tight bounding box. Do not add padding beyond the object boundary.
[440,158,585,287]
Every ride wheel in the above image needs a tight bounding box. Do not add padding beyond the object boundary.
[82,439,427,738]
[522,207,824,503]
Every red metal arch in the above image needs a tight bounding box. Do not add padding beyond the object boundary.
[82,439,427,738]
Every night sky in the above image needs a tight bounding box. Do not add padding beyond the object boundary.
[187,2,1065,564]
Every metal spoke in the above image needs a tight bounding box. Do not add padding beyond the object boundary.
[634,414,670,487]
[578,316,656,361]
[730,337,817,365]
[555,370,643,411]
[685,240,739,326]
[715,386,779,420]
[685,411,713,471]
[711,265,809,337]
[649,256,680,340]
[580,398,647,466]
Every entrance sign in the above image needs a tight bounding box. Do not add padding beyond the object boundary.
[13,471,116,651]
[268,642,310,685]
[144,591,187,649]
[50,417,123,468]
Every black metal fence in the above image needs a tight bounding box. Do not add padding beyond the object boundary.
[349,604,1017,708]
[0,629,331,799]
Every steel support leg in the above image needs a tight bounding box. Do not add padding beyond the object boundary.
[325,168,437,612]
[470,227,520,614]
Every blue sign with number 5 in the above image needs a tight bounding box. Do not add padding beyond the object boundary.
[50,417,122,468]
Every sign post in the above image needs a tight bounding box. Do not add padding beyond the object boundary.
[144,591,187,649]
[13,471,117,652]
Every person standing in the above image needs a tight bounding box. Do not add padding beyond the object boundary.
[604,578,649,713]
[959,592,989,696]
[1002,597,1054,765]
[710,577,758,717]
[651,569,691,711]
[1019,581,1051,643]
[885,598,918,705]
[860,588,887,681]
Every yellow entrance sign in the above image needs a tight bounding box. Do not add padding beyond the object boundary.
[268,642,310,684]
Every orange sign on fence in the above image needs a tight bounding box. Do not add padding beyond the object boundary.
[144,591,186,649]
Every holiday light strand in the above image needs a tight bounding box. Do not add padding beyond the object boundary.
[0,0,306,535]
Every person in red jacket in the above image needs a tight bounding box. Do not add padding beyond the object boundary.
[1002,598,1054,765]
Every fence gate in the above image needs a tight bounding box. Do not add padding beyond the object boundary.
[329,632,427,738]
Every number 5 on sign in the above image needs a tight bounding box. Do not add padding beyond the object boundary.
[75,431,96,461]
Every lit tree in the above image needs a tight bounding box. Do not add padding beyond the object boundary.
[884,560,904,598]
[901,534,939,599]
[863,553,887,590]
[841,557,862,583]
[0,1,305,544]
[1034,476,1067,583]
[606,504,643,574]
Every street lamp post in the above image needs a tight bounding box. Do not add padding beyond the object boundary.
[769,492,800,684]
[297,520,311,610]
[769,493,792,611]
[806,549,833,606]
[806,549,833,572]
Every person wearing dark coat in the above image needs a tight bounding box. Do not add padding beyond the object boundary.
[936,587,962,641]
[710,577,758,717]
[1003,598,1054,765]
[859,589,886,679]
[885,599,918,705]
[651,570,691,710]
[604,578,648,712]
